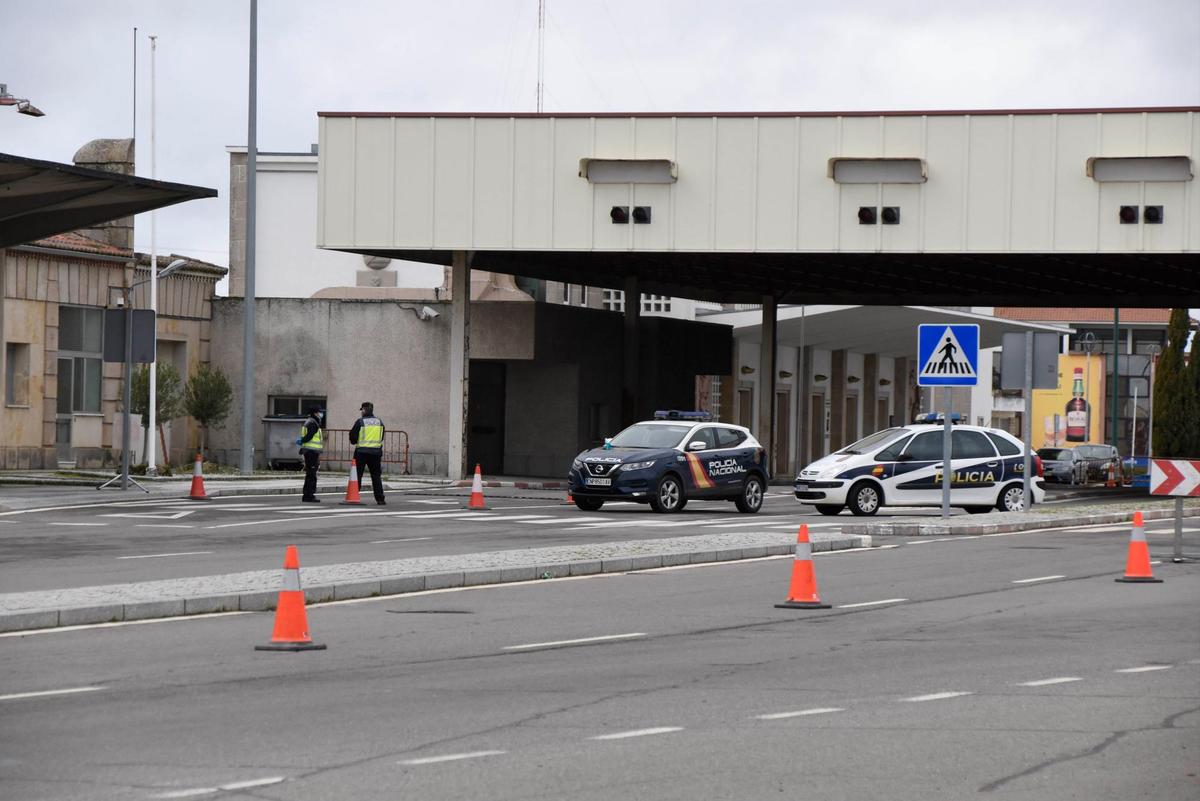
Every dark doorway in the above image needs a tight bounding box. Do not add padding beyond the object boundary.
[468,362,506,474]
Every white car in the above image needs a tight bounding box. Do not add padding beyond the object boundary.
[794,424,1045,516]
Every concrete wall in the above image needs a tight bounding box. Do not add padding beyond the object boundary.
[208,297,453,474]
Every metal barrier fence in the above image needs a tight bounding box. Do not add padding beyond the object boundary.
[320,428,411,475]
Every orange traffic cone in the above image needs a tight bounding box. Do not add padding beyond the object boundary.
[775,525,831,609]
[339,459,363,505]
[1116,511,1162,583]
[188,453,210,501]
[255,545,326,651]
[563,489,575,506]
[467,463,488,509]
[1106,461,1117,488]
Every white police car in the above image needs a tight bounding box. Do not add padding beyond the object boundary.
[567,411,769,514]
[794,418,1045,516]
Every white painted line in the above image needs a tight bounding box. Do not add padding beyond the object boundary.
[1115,665,1172,673]
[706,520,791,529]
[205,512,374,529]
[905,538,954,545]
[399,750,505,766]
[590,727,683,741]
[47,522,108,527]
[1017,677,1083,687]
[153,776,286,798]
[1150,560,1163,565]
[486,515,554,521]
[117,551,213,560]
[504,632,646,651]
[0,686,105,701]
[900,691,973,702]
[836,598,907,609]
[409,499,460,505]
[370,537,433,544]
[0,611,249,638]
[134,524,196,529]
[755,707,844,720]
[1012,575,1066,584]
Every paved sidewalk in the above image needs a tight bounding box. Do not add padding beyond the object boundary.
[0,529,869,633]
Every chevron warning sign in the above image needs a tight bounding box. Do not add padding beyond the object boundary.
[1150,459,1200,496]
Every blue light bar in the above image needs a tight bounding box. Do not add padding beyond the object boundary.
[653,410,713,421]
[914,412,963,424]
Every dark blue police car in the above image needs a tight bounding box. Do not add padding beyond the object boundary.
[567,411,769,514]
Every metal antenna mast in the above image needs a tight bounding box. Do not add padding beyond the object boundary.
[536,0,545,112]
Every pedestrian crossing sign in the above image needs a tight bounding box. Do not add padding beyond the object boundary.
[917,324,979,386]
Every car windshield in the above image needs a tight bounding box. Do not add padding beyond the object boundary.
[838,428,907,455]
[1076,446,1109,458]
[1038,448,1068,460]
[608,423,691,449]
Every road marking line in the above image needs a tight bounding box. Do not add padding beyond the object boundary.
[505,632,646,650]
[1012,575,1066,584]
[901,691,973,702]
[755,707,844,720]
[134,524,196,529]
[591,727,683,740]
[0,611,249,638]
[205,513,375,529]
[152,776,286,798]
[370,537,433,544]
[1017,677,1083,687]
[0,686,105,701]
[1116,665,1172,673]
[836,598,907,609]
[1150,560,1163,565]
[905,538,954,544]
[117,551,213,560]
[47,522,108,527]
[399,750,505,766]
[409,499,460,505]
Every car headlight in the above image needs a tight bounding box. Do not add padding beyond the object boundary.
[572,458,583,470]
[818,466,843,480]
[620,460,656,472]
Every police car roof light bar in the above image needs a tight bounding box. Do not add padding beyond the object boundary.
[914,412,962,424]
[653,410,713,421]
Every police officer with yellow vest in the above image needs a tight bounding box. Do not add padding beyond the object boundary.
[349,401,386,505]
[295,406,325,502]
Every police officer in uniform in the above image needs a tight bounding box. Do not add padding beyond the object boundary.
[296,406,324,502]
[349,401,386,505]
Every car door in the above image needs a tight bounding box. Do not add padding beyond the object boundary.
[681,426,722,497]
[948,429,1001,504]
[709,426,757,493]
[887,431,945,505]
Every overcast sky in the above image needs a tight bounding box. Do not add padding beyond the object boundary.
[3,0,1198,278]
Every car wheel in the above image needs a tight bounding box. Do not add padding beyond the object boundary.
[814,504,843,516]
[848,481,881,516]
[649,474,685,514]
[964,506,992,514]
[734,475,765,514]
[573,497,604,512]
[996,483,1026,512]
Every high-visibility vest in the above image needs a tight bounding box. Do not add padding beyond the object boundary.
[357,417,384,451]
[299,421,323,451]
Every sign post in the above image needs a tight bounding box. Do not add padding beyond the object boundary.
[1150,459,1200,562]
[918,324,979,518]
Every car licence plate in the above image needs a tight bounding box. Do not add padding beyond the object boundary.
[585,477,612,487]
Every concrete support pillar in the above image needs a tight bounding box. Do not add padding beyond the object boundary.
[622,275,640,425]
[893,357,910,425]
[799,344,813,468]
[830,349,846,451]
[863,354,878,433]
[756,297,777,456]
[447,251,470,480]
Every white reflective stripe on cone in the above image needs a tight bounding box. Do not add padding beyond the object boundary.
[794,542,812,560]
[282,570,302,591]
[1130,526,1146,543]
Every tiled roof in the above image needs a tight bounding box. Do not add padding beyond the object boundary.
[27,231,132,258]
[993,307,1171,324]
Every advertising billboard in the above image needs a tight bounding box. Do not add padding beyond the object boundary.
[1032,353,1107,448]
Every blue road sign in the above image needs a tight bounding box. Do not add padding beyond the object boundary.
[918,324,979,386]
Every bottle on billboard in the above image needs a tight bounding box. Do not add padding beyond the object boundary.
[1065,367,1089,442]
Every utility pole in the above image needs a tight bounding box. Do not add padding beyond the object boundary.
[240,0,258,474]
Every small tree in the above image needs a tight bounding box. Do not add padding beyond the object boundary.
[184,364,234,458]
[1152,308,1192,458]
[131,362,184,468]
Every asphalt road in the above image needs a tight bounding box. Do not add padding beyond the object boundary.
[2,522,1197,800]
[0,488,980,593]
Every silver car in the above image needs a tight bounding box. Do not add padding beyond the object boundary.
[1073,444,1121,482]
[1036,447,1087,485]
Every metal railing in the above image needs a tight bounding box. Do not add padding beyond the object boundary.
[320,428,411,475]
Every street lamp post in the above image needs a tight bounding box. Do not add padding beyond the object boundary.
[0,83,45,117]
[98,258,187,492]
